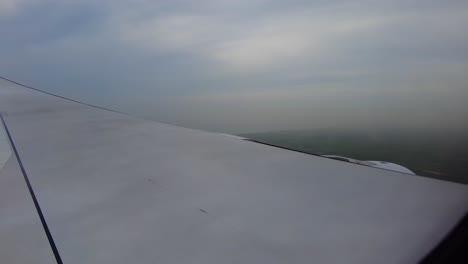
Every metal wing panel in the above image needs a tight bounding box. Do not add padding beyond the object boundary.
[1,78,468,263]
[0,140,56,263]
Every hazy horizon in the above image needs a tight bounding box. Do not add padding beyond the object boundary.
[1,0,467,134]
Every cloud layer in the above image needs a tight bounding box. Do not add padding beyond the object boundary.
[1,0,467,133]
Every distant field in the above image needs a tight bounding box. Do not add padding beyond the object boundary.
[241,129,468,184]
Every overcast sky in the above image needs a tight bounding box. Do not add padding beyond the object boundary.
[1,0,467,133]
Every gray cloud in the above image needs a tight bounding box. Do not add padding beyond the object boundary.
[1,0,467,133]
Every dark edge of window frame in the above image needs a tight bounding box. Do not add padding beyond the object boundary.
[420,212,468,263]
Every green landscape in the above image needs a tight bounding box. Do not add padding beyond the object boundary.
[241,129,468,184]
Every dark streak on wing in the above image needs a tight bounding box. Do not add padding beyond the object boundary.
[0,114,63,264]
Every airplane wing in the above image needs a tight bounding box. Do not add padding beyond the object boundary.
[1,77,467,264]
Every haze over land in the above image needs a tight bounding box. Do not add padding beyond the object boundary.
[243,129,468,184]
[1,0,467,134]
